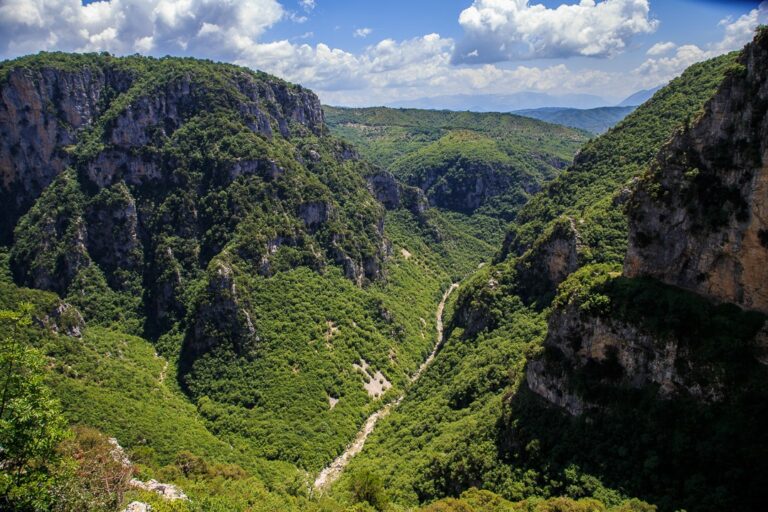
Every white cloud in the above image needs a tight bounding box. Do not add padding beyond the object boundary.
[353,27,373,38]
[453,0,658,63]
[634,3,767,89]
[646,41,676,56]
[0,0,765,107]
[0,0,284,60]
[299,0,315,12]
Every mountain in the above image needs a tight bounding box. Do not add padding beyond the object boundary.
[513,106,637,134]
[527,30,768,510]
[385,92,609,112]
[0,52,597,511]
[617,85,664,107]
[336,35,756,511]
[325,106,588,220]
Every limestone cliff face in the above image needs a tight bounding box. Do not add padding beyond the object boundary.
[1,54,388,341]
[0,65,130,241]
[527,300,725,416]
[411,159,539,217]
[513,216,583,308]
[527,31,768,416]
[625,31,768,314]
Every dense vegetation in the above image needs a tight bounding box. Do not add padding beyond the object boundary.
[501,51,741,264]
[0,52,561,511]
[336,50,746,511]
[512,106,637,135]
[1,35,763,512]
[324,107,587,221]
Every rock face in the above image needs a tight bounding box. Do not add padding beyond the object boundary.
[409,158,539,217]
[513,216,583,307]
[0,54,388,343]
[366,170,428,216]
[625,31,768,314]
[527,31,768,415]
[527,300,724,415]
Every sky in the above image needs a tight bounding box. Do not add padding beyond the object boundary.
[0,0,766,106]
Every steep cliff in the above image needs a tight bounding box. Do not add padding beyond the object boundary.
[625,30,768,314]
[519,30,768,512]
[0,53,387,338]
[528,27,768,417]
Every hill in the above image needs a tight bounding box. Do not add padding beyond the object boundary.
[0,51,594,511]
[335,42,747,511]
[617,85,664,107]
[513,106,637,134]
[325,106,588,220]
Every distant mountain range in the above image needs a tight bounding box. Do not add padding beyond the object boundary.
[513,106,637,134]
[386,92,609,111]
[617,85,664,107]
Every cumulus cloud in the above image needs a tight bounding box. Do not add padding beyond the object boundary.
[0,0,284,59]
[646,41,676,56]
[353,27,373,38]
[453,0,658,63]
[1,0,765,107]
[634,3,767,89]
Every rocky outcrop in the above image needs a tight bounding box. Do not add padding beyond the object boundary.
[528,31,768,416]
[513,216,583,308]
[129,479,188,501]
[366,170,428,216]
[186,262,258,359]
[625,30,768,314]
[411,159,538,216]
[0,65,131,241]
[34,301,86,338]
[2,54,389,348]
[527,301,725,415]
[0,56,328,242]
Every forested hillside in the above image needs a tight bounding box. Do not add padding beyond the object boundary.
[3,27,767,512]
[336,40,757,512]
[0,52,590,511]
[325,107,588,221]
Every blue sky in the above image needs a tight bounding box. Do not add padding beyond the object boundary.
[1,1,766,106]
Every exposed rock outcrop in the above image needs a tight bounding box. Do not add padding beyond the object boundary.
[513,216,583,308]
[411,159,538,216]
[625,30,768,314]
[34,301,86,338]
[129,479,188,501]
[528,31,768,415]
[527,299,725,415]
[187,262,258,359]
[366,170,428,216]
[1,54,389,347]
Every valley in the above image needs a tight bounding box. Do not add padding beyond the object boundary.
[0,21,767,512]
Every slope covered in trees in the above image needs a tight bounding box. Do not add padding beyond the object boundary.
[336,46,747,511]
[325,107,588,221]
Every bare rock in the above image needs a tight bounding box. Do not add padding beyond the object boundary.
[625,31,768,314]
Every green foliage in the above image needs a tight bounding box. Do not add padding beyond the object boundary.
[0,305,68,511]
[338,50,749,512]
[52,426,133,512]
[503,51,740,264]
[349,470,388,511]
[325,107,587,220]
[324,107,586,171]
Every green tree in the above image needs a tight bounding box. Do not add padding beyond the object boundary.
[350,469,389,511]
[0,304,68,510]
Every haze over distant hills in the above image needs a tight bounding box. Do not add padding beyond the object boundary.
[386,92,610,112]
[513,106,637,134]
[617,85,665,107]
